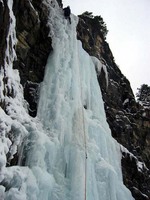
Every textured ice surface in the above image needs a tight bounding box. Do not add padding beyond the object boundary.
[26,0,134,199]
[0,0,134,199]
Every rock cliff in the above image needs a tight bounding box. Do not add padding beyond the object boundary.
[0,0,149,199]
[77,13,150,200]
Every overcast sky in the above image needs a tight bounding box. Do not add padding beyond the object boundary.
[63,0,150,95]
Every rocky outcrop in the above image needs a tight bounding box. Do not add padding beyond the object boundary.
[122,151,150,200]
[12,0,53,116]
[77,13,150,199]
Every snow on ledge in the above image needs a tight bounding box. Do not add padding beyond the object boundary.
[120,144,148,172]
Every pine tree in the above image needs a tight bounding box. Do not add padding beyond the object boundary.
[136,84,150,107]
[80,12,108,39]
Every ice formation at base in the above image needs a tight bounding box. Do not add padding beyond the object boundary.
[0,0,134,199]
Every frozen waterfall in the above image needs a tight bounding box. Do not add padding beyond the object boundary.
[0,0,134,199]
[25,1,134,200]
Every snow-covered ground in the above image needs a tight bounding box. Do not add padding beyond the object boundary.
[0,0,134,199]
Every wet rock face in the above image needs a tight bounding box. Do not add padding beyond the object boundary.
[77,14,150,199]
[24,81,40,117]
[122,153,150,200]
[0,0,9,67]
[13,0,53,117]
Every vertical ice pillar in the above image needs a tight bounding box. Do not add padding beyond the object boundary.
[33,0,135,199]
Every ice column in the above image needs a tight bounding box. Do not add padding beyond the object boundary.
[33,1,134,200]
